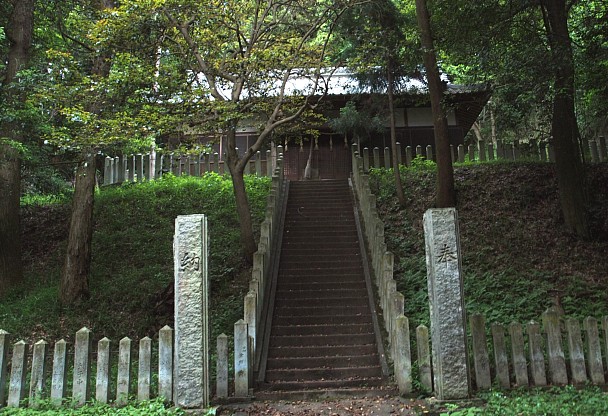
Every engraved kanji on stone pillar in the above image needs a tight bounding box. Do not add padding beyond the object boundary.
[423,208,470,400]
[174,215,209,409]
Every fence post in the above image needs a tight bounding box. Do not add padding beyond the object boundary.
[244,292,257,358]
[491,323,510,388]
[363,148,370,172]
[73,328,92,406]
[584,317,605,384]
[405,146,413,167]
[467,144,475,162]
[469,315,491,390]
[396,143,402,165]
[7,340,27,407]
[138,337,152,401]
[116,337,132,406]
[394,315,412,394]
[158,326,173,402]
[416,325,432,393]
[96,338,111,404]
[508,323,528,387]
[50,339,68,405]
[0,330,9,406]
[384,147,391,169]
[373,147,380,168]
[426,145,433,161]
[104,157,113,185]
[234,319,249,397]
[487,143,494,161]
[457,144,465,163]
[527,321,546,386]
[543,312,567,385]
[29,340,49,408]
[478,142,487,162]
[565,318,587,384]
[216,334,229,399]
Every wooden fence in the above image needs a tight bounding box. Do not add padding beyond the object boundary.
[359,136,608,172]
[103,148,280,186]
[0,326,173,409]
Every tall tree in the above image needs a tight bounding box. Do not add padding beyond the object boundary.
[160,0,356,262]
[335,0,417,207]
[415,0,455,207]
[540,0,589,238]
[0,0,35,295]
[41,0,170,303]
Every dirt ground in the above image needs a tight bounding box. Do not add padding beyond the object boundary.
[216,395,432,416]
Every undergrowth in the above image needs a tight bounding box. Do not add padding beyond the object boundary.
[2,173,270,348]
[437,385,608,415]
[369,161,608,327]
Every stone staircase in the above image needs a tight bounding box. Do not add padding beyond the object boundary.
[258,179,389,399]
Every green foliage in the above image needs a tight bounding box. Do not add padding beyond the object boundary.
[3,174,270,346]
[0,398,187,415]
[439,386,608,416]
[369,163,608,331]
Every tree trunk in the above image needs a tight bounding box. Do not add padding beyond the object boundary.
[541,0,589,238]
[60,151,96,304]
[225,130,257,264]
[60,0,116,305]
[0,0,35,295]
[387,65,406,207]
[415,0,455,208]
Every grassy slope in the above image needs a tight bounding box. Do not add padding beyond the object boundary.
[370,161,608,327]
[1,173,270,346]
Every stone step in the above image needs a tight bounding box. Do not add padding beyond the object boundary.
[279,260,362,270]
[265,365,382,382]
[266,354,379,370]
[278,266,363,276]
[272,314,371,326]
[269,332,376,347]
[276,288,367,299]
[274,297,368,308]
[276,280,366,291]
[267,344,377,358]
[271,323,373,336]
[254,385,395,401]
[282,235,360,244]
[277,274,364,284]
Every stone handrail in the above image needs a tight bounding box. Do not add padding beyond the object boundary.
[350,145,412,394]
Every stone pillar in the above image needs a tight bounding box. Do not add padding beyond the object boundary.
[174,215,209,409]
[423,208,470,400]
